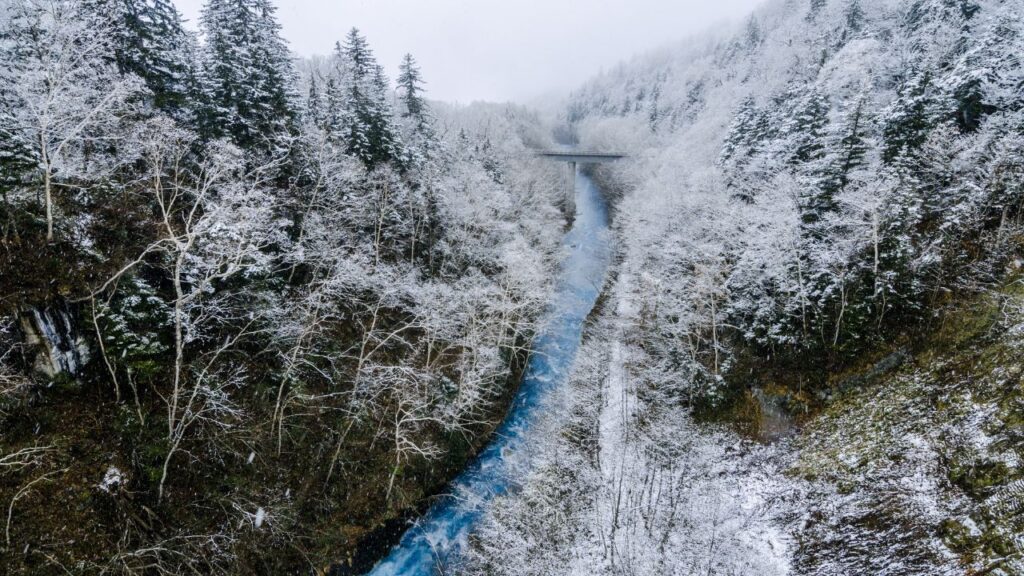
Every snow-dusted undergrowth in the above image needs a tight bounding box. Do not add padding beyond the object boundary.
[464,263,797,576]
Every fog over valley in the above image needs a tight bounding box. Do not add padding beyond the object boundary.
[172,0,764,102]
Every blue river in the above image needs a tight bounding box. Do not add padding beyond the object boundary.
[364,170,611,575]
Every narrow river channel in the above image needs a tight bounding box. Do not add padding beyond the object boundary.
[363,170,612,575]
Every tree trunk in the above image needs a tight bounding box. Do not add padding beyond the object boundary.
[41,141,54,243]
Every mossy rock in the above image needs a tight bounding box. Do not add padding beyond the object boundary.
[937,518,977,554]
[949,460,1014,498]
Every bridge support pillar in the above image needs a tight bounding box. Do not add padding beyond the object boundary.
[539,150,625,219]
[566,161,577,216]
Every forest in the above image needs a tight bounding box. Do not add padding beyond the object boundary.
[2,0,1024,574]
[469,0,1024,574]
[0,0,566,572]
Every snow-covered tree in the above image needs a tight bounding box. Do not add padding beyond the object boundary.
[397,53,427,125]
[119,119,283,500]
[329,28,402,168]
[83,0,197,118]
[0,0,141,242]
[882,71,936,163]
[198,0,297,150]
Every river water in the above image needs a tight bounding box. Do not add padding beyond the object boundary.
[364,171,611,575]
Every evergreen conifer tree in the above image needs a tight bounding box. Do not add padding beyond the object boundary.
[334,28,401,168]
[397,54,427,126]
[789,89,830,166]
[800,96,868,241]
[882,72,935,162]
[307,72,324,128]
[395,53,439,167]
[818,97,868,202]
[324,75,344,134]
[84,0,197,118]
[844,0,865,33]
[720,97,764,164]
[198,0,297,149]
[806,0,828,22]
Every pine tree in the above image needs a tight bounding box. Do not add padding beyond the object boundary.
[806,0,828,22]
[397,54,427,125]
[324,75,344,134]
[720,96,775,203]
[83,0,197,118]
[307,72,325,128]
[789,88,830,166]
[198,0,298,150]
[882,72,935,162]
[844,0,865,33]
[904,124,969,234]
[905,0,977,35]
[944,14,1011,133]
[744,16,762,50]
[396,53,438,167]
[951,78,995,133]
[333,28,401,168]
[801,97,868,239]
[719,97,766,164]
[647,83,662,132]
[872,168,927,323]
[342,28,373,79]
[820,97,868,201]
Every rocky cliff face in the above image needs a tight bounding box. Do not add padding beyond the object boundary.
[18,301,89,377]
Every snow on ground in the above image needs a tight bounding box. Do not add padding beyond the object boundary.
[464,263,795,576]
[792,285,1024,576]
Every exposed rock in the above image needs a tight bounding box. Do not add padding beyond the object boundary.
[18,300,89,378]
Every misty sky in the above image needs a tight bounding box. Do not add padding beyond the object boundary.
[174,0,764,104]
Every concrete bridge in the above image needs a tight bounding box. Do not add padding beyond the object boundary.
[539,150,626,179]
[538,150,626,211]
[538,151,626,164]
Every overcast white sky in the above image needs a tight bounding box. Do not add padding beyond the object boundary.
[174,0,764,104]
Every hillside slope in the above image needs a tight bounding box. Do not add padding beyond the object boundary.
[467,0,1024,574]
[0,2,566,572]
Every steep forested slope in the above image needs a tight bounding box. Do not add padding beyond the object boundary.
[0,1,564,573]
[571,0,1023,403]
[467,0,1024,574]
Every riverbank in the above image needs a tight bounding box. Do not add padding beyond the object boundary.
[462,211,1024,575]
[0,95,567,574]
[462,237,794,575]
[363,171,612,575]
